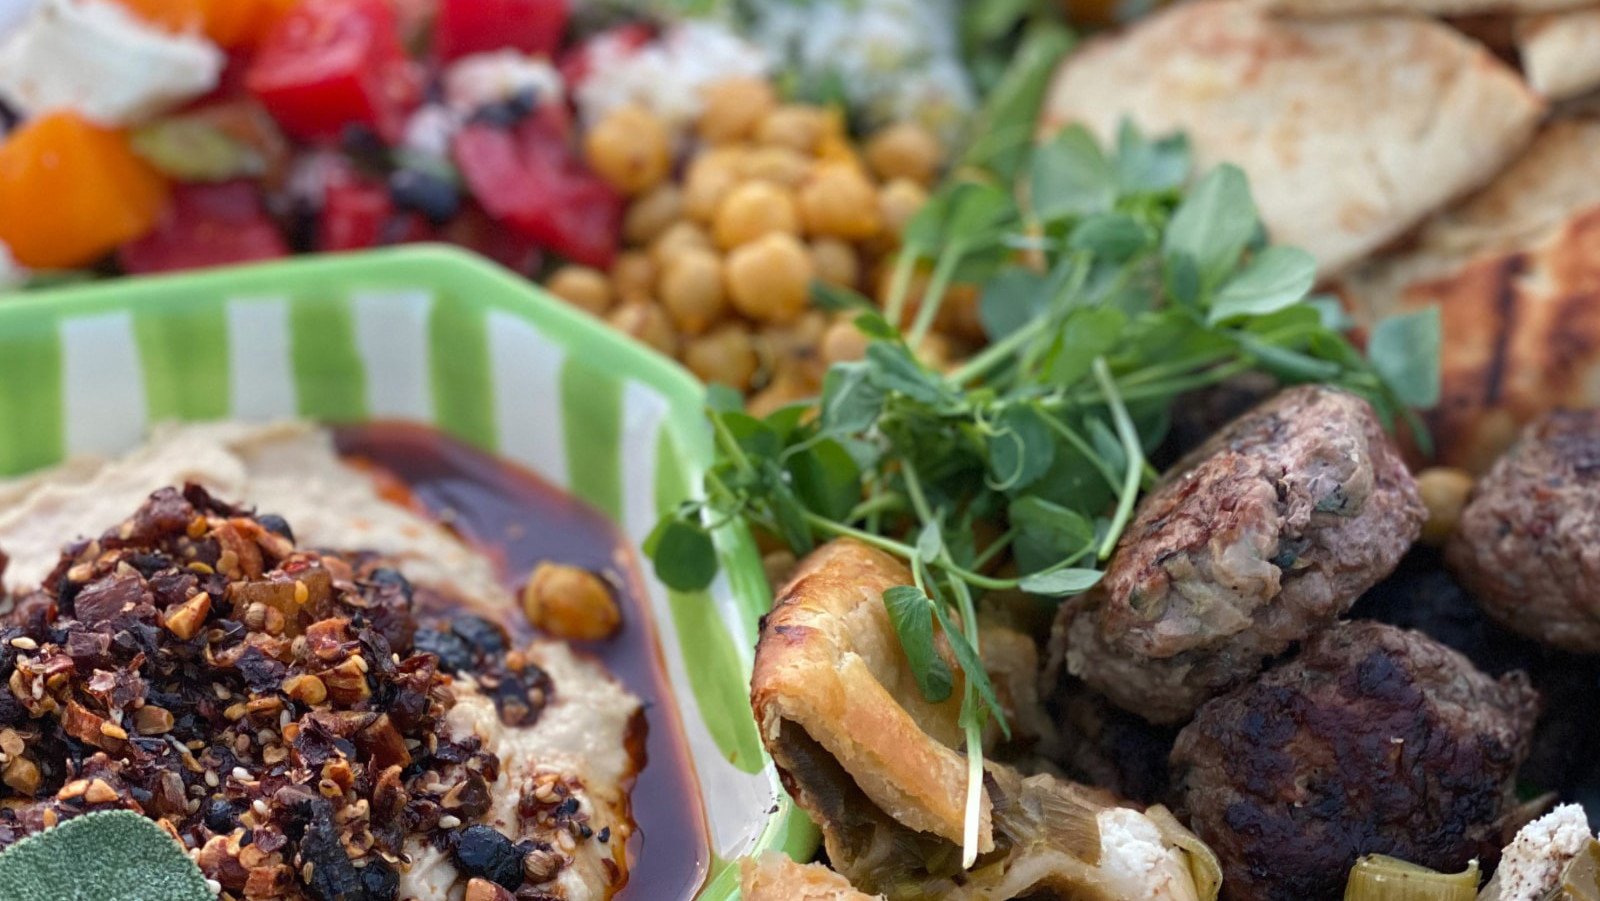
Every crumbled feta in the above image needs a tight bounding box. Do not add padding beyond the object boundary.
[1096,808,1201,901]
[1493,804,1595,901]
[444,50,565,115]
[0,0,222,126]
[401,103,460,160]
[750,0,975,140]
[0,241,25,291]
[0,0,42,46]
[574,21,769,130]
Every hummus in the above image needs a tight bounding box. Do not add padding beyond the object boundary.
[0,421,643,901]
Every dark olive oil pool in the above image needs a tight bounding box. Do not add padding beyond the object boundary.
[336,423,711,901]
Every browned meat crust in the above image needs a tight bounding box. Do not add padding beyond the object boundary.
[1058,386,1425,724]
[1447,409,1600,652]
[1171,621,1539,901]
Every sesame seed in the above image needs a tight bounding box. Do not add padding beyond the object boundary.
[437,815,461,829]
[204,771,219,787]
[232,767,250,781]
[252,800,270,817]
[205,879,222,894]
[8,637,36,650]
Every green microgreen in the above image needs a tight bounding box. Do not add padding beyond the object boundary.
[649,78,1440,870]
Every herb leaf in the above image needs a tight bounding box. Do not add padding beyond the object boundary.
[1208,246,1318,324]
[646,518,718,592]
[1164,163,1258,289]
[0,810,212,901]
[883,585,954,703]
[1030,125,1117,220]
[1368,306,1442,409]
[1018,567,1104,596]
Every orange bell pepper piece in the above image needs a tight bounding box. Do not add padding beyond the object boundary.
[0,113,171,270]
[107,0,300,48]
[203,0,302,48]
[104,0,208,32]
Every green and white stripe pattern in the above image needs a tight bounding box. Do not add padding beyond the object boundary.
[0,246,815,899]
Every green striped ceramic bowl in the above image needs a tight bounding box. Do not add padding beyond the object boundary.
[0,244,814,899]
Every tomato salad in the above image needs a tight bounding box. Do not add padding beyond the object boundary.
[0,0,633,279]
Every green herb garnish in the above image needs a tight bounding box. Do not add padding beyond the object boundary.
[0,810,213,901]
[652,114,1437,872]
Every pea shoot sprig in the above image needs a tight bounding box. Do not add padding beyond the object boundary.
[646,91,1440,872]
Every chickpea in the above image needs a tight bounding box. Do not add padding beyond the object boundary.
[747,369,815,419]
[1417,467,1476,546]
[713,181,800,250]
[937,283,985,342]
[545,265,613,317]
[522,563,621,641]
[798,163,883,240]
[758,311,829,386]
[611,251,658,301]
[584,105,672,196]
[607,299,679,357]
[697,77,777,145]
[815,131,866,170]
[683,147,747,224]
[915,332,956,373]
[624,183,683,246]
[660,249,727,336]
[757,104,829,155]
[879,178,929,238]
[725,232,814,324]
[683,323,759,391]
[810,238,860,288]
[821,317,869,364]
[865,122,944,185]
[742,146,812,188]
[649,220,712,270]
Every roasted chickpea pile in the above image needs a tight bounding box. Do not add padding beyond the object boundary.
[545,77,980,413]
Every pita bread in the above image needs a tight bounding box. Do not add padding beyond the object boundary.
[1040,0,1544,275]
[1338,118,1600,472]
[1258,0,1586,17]
[750,540,1220,901]
[739,854,884,901]
[1518,7,1600,100]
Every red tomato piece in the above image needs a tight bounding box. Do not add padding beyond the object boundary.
[119,181,287,274]
[246,0,417,144]
[440,204,543,275]
[319,166,431,251]
[452,116,622,269]
[435,0,569,61]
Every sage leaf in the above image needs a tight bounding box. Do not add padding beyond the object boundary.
[0,811,211,901]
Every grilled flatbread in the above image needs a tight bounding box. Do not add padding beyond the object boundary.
[1258,0,1587,17]
[1338,118,1600,472]
[1040,0,1543,275]
[1518,7,1600,100]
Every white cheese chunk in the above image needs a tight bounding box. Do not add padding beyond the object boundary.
[0,0,223,126]
[444,51,565,115]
